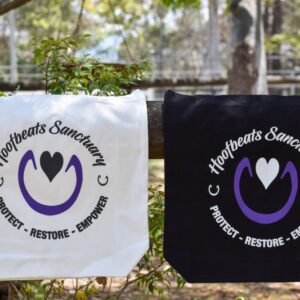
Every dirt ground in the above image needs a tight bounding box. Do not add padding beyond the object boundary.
[60,278,300,300]
[149,282,300,299]
[101,281,300,299]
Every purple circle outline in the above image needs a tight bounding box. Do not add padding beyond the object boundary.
[18,150,83,216]
[234,157,298,224]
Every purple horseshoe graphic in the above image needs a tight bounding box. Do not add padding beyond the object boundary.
[234,157,298,224]
[18,150,83,216]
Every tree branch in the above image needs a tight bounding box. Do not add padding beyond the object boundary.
[72,0,86,39]
[0,0,32,16]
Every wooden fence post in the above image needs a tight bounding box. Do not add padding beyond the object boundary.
[147,101,163,159]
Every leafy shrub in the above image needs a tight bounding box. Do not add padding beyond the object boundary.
[32,35,151,95]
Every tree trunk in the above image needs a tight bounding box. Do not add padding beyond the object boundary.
[272,0,282,37]
[8,10,18,84]
[156,4,165,78]
[254,0,267,93]
[271,0,282,70]
[208,0,220,79]
[263,1,270,36]
[228,0,268,94]
[0,0,31,16]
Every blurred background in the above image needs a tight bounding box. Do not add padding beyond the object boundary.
[0,0,299,99]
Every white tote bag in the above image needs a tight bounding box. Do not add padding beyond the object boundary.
[0,90,149,279]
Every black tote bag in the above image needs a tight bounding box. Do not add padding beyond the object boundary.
[163,90,300,282]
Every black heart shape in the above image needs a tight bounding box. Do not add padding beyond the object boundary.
[40,151,64,182]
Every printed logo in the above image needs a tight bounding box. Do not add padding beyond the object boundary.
[18,150,83,216]
[208,126,300,249]
[234,157,298,224]
[0,120,109,240]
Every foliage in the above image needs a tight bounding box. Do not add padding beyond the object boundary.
[32,35,151,95]
[264,0,300,56]
[0,0,204,66]
[18,0,75,37]
[95,0,203,63]
[266,32,300,56]
[160,0,200,8]
[0,1,79,65]
[115,185,185,297]
[17,1,100,48]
